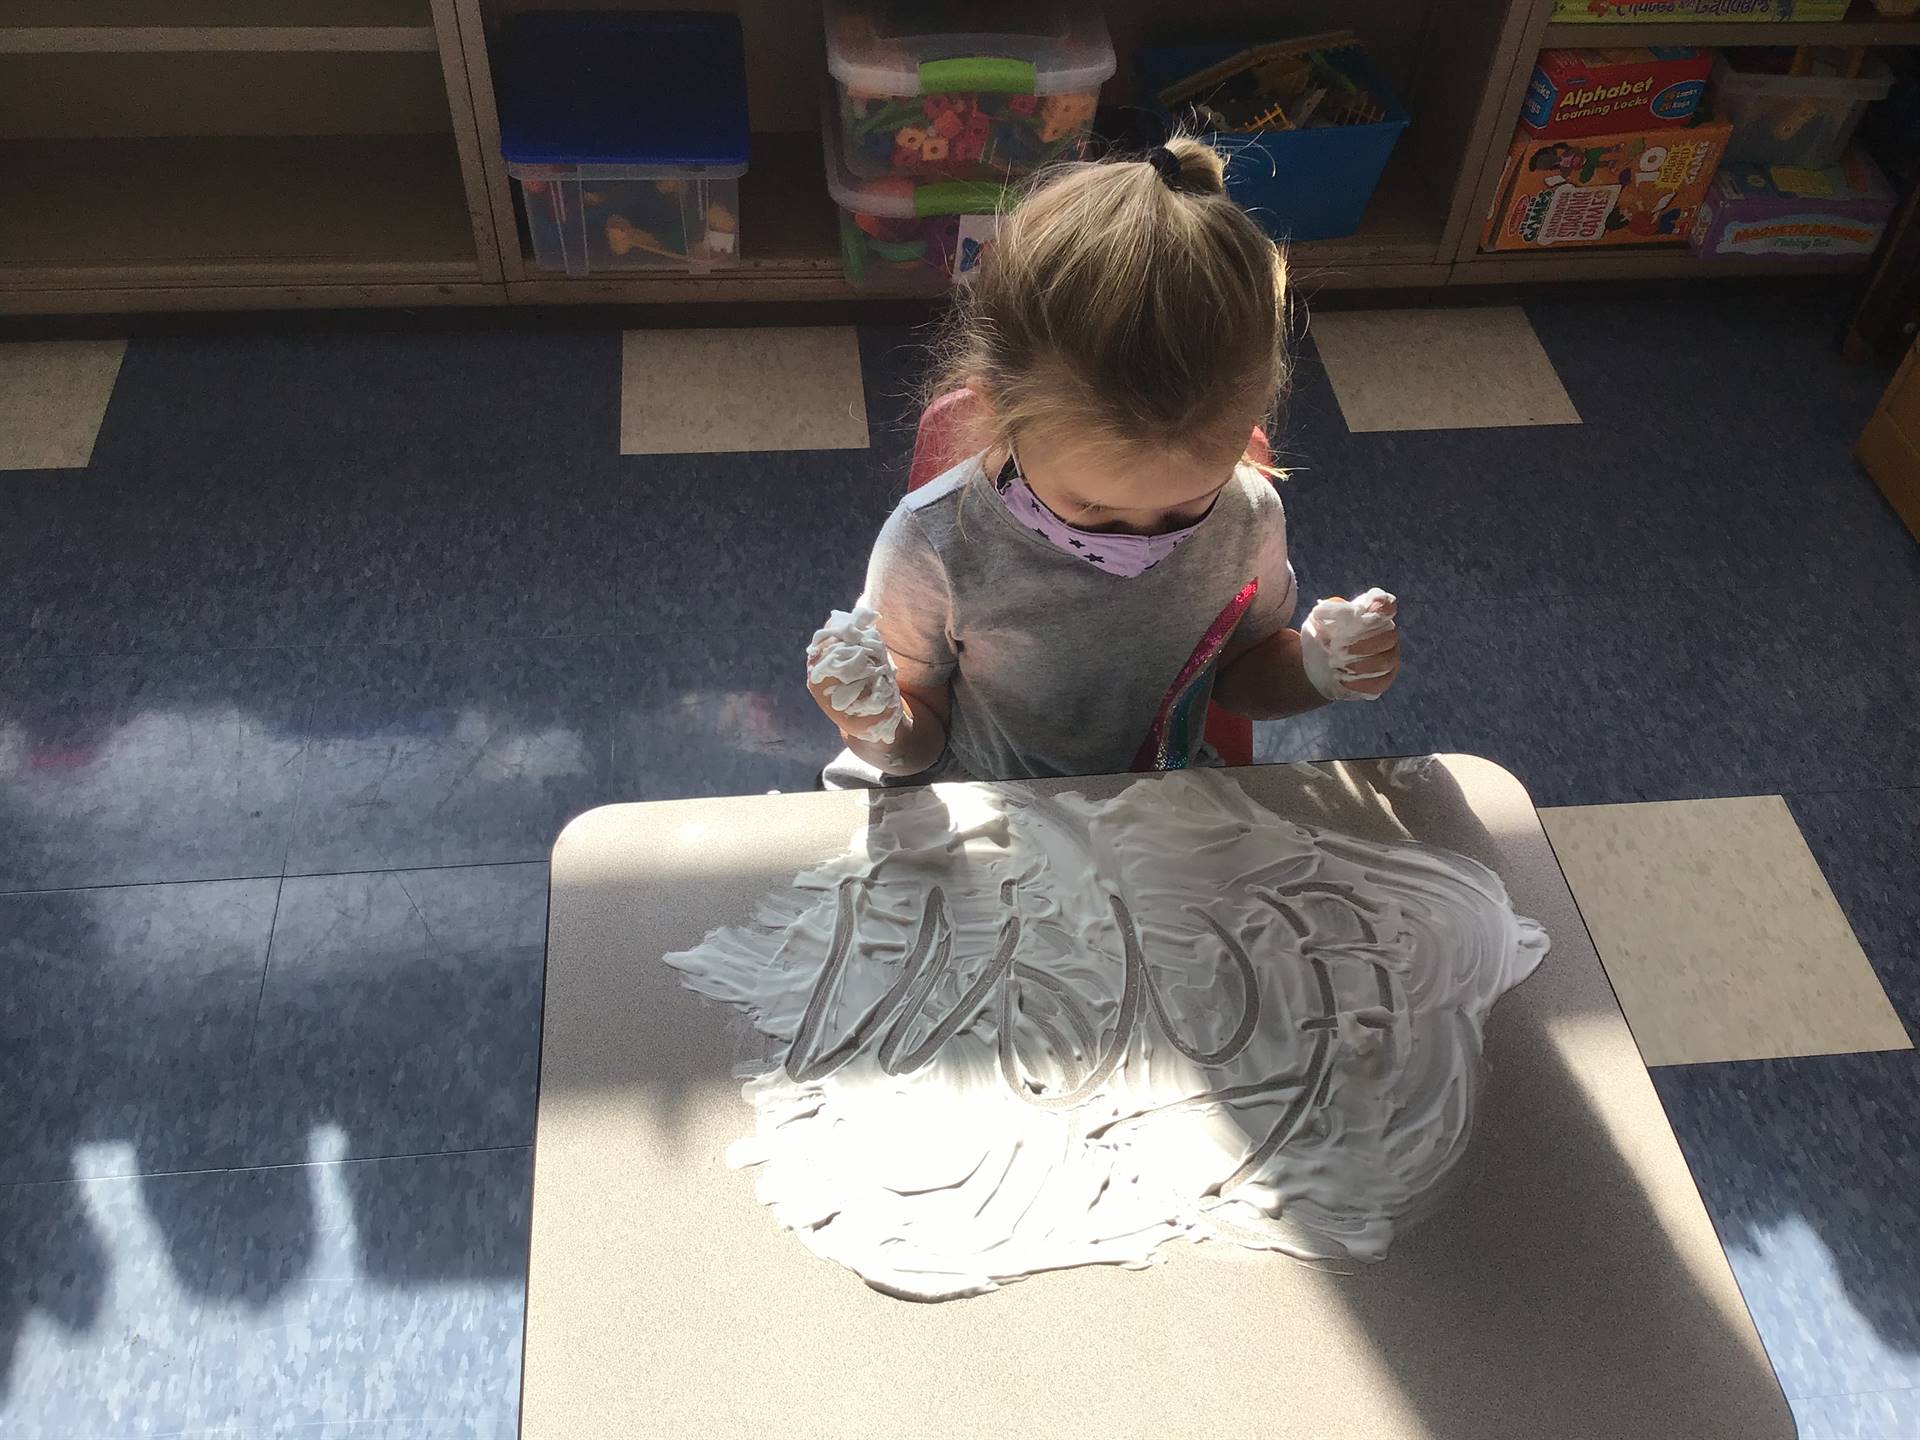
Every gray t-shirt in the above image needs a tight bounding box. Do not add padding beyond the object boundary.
[861,454,1298,782]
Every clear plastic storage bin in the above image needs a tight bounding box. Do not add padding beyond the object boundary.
[1712,52,1893,168]
[824,0,1114,180]
[824,103,1007,292]
[507,164,741,276]
[496,11,749,275]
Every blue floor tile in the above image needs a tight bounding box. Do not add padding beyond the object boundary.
[0,879,277,1185]
[287,637,615,873]
[1313,585,1920,808]
[92,331,619,475]
[1,487,69,660]
[1525,293,1885,448]
[1274,416,1676,605]
[1254,697,1410,768]
[1279,332,1919,607]
[0,1168,222,1438]
[306,483,626,647]
[240,864,547,1166]
[1789,787,1920,1036]
[612,628,832,800]
[184,1146,530,1435]
[0,1149,530,1438]
[10,450,353,660]
[1790,1387,1920,1439]
[614,447,904,647]
[1652,1051,1920,1402]
[0,648,314,892]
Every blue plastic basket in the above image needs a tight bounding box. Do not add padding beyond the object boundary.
[1136,43,1409,243]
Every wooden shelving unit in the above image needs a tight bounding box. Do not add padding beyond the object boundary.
[0,0,439,53]
[1456,0,1920,274]
[1454,244,1874,282]
[0,0,1911,314]
[0,135,478,284]
[0,0,499,312]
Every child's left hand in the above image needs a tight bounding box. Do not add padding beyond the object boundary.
[1302,590,1400,702]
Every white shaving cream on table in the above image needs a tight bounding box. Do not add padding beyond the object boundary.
[807,605,904,744]
[666,770,1547,1301]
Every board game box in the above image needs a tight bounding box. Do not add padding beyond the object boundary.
[1481,120,1732,251]
[1691,149,1897,258]
[1551,0,1849,22]
[1522,47,1712,139]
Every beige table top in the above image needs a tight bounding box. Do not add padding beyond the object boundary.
[524,757,1791,1440]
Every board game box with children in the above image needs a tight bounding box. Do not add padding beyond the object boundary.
[1481,120,1732,251]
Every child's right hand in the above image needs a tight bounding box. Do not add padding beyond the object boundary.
[806,607,906,744]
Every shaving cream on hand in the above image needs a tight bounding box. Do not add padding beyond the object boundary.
[808,605,906,744]
[1301,588,1397,703]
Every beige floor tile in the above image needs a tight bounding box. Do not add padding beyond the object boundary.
[0,339,127,470]
[620,326,869,455]
[1542,796,1911,1067]
[1308,307,1581,433]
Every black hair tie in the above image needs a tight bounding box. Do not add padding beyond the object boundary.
[1145,145,1181,187]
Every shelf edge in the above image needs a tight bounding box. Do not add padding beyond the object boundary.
[0,24,440,54]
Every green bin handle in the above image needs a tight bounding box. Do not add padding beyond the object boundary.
[913,180,1007,218]
[918,55,1038,94]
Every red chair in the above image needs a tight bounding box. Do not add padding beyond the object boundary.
[906,393,1260,767]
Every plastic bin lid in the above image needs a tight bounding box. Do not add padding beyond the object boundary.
[1711,50,1892,99]
[823,0,1114,97]
[496,10,749,171]
[820,98,1009,216]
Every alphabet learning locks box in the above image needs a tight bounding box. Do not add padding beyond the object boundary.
[1522,47,1712,139]
[1481,119,1731,250]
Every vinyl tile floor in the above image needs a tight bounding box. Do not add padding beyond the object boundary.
[2,296,1917,1437]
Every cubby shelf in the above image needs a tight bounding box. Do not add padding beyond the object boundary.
[0,0,1899,314]
[0,0,438,53]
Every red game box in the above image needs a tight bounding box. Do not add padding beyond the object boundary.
[1522,47,1713,140]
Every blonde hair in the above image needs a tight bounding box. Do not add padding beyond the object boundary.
[930,136,1288,468]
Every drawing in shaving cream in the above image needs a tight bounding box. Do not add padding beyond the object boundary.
[806,605,904,744]
[666,770,1548,1300]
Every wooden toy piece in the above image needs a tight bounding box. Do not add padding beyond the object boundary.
[1037,92,1097,143]
[1788,45,1868,79]
[605,213,682,260]
[1771,98,1824,142]
[1250,53,1312,97]
[1320,93,1386,128]
[705,202,738,257]
[1155,31,1360,111]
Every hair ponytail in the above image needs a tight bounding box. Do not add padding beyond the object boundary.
[928,135,1287,469]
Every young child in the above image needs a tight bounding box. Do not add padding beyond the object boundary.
[807,138,1399,787]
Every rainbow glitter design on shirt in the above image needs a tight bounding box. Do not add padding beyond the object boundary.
[1130,578,1259,772]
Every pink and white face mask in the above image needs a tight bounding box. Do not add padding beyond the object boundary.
[993,455,1205,578]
